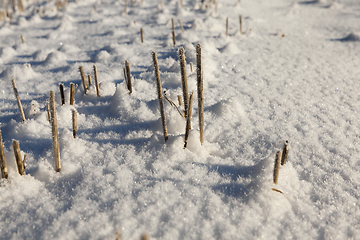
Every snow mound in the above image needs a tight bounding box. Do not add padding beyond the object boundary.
[43,51,67,66]
[0,64,38,82]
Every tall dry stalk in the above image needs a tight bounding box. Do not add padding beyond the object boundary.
[59,84,65,105]
[281,140,289,165]
[239,15,243,35]
[79,66,88,94]
[11,77,26,122]
[70,83,75,105]
[178,19,185,33]
[226,17,229,37]
[12,140,24,175]
[196,44,204,145]
[171,18,176,46]
[0,130,8,179]
[152,51,168,141]
[273,151,281,184]
[88,74,92,86]
[50,91,61,172]
[21,35,24,44]
[72,110,77,138]
[184,92,194,148]
[93,65,101,97]
[140,28,144,43]
[179,48,189,120]
[125,60,132,94]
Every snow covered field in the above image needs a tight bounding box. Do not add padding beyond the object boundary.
[0,0,360,239]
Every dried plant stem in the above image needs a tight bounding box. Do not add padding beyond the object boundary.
[21,35,24,44]
[72,110,77,139]
[93,65,101,97]
[140,27,144,43]
[12,140,25,175]
[273,151,281,184]
[70,83,76,105]
[190,62,193,73]
[226,17,229,37]
[11,77,26,122]
[59,84,65,105]
[79,66,88,94]
[184,91,194,148]
[281,140,289,165]
[171,18,176,46]
[124,0,127,14]
[179,0,183,7]
[239,15,243,35]
[46,103,51,122]
[179,48,189,120]
[50,91,61,172]
[0,130,8,179]
[164,92,184,118]
[88,74,92,86]
[178,19,185,33]
[196,44,204,145]
[141,233,149,240]
[116,228,121,240]
[152,51,168,141]
[125,60,132,94]
[178,95,182,106]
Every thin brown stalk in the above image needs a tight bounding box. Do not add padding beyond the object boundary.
[152,51,168,141]
[70,83,75,105]
[196,44,204,145]
[125,60,132,94]
[281,140,289,165]
[88,74,92,86]
[72,110,77,139]
[239,15,243,35]
[178,19,185,33]
[47,103,51,122]
[21,35,24,44]
[273,151,281,184]
[171,18,176,46]
[226,17,229,37]
[0,130,8,179]
[179,48,189,121]
[93,65,101,97]
[79,66,88,94]
[11,77,26,122]
[141,233,149,240]
[164,92,184,118]
[59,84,65,105]
[178,95,182,106]
[184,91,194,148]
[140,28,144,43]
[116,228,121,240]
[190,62,193,73]
[50,91,61,172]
[12,140,24,175]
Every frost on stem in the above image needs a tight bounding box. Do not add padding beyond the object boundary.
[273,151,281,184]
[12,140,24,175]
[196,43,204,145]
[179,48,189,120]
[152,51,168,141]
[0,131,8,179]
[11,77,26,122]
[281,140,289,165]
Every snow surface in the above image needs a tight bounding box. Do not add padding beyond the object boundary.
[0,0,360,239]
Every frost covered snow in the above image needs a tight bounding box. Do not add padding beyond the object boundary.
[0,0,360,239]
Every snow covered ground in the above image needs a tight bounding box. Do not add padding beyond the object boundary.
[0,0,360,239]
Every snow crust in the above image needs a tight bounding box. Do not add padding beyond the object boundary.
[0,0,360,239]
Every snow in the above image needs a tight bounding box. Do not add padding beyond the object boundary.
[0,0,360,239]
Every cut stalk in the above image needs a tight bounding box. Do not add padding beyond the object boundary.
[125,60,132,94]
[190,62,193,73]
[21,35,24,44]
[179,48,189,121]
[178,19,185,33]
[184,91,194,148]
[178,95,182,106]
[59,84,65,105]
[70,83,75,105]
[226,17,229,37]
[72,110,77,139]
[273,151,281,184]
[171,18,176,46]
[140,27,144,43]
[79,66,88,94]
[239,15,243,35]
[50,91,61,172]
[93,65,101,97]
[141,233,149,240]
[152,51,168,141]
[281,140,289,165]
[87,74,92,86]
[196,44,204,145]
[11,77,26,122]
[0,130,8,179]
[46,103,51,122]
[12,140,24,175]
